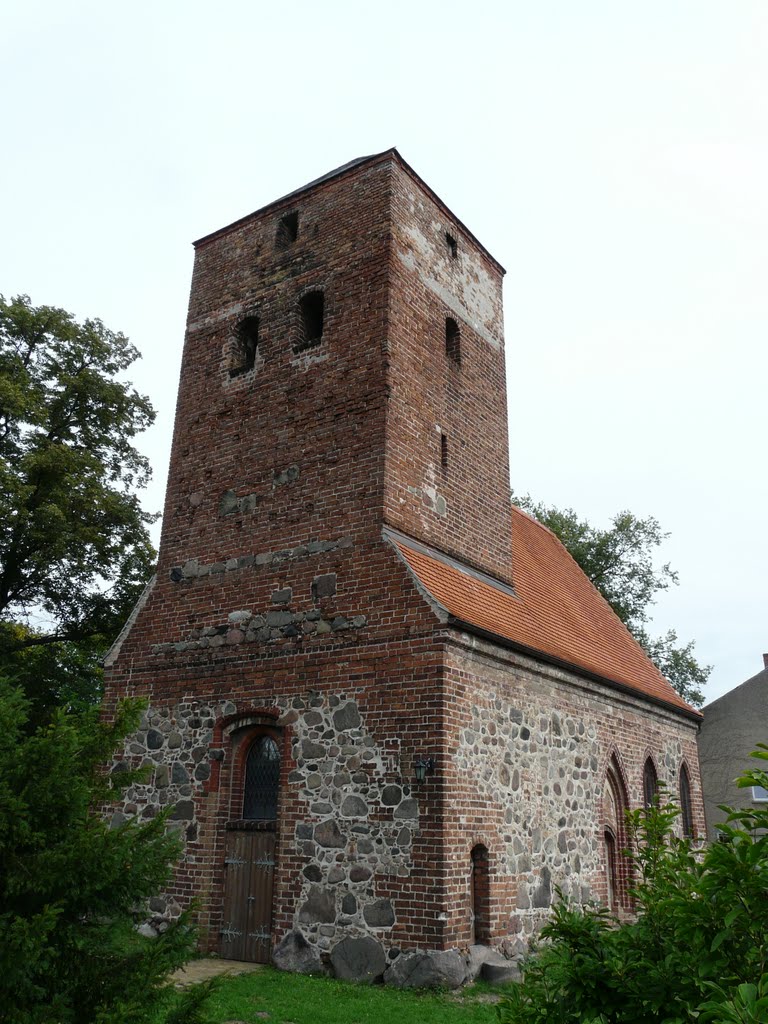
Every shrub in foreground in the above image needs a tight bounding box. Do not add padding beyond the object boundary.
[498,748,768,1024]
[0,683,198,1024]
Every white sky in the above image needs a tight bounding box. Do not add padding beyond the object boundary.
[1,0,765,704]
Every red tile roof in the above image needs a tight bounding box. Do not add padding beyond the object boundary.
[389,507,699,716]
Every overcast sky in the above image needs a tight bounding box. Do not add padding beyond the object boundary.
[2,1,765,703]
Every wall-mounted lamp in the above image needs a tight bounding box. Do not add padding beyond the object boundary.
[414,757,435,783]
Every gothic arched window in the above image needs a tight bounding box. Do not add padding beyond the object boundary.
[679,763,694,838]
[643,757,659,810]
[603,756,632,911]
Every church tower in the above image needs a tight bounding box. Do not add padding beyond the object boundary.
[158,149,511,589]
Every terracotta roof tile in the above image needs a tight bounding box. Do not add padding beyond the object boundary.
[390,507,698,716]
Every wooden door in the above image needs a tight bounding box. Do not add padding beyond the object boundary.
[220,825,276,962]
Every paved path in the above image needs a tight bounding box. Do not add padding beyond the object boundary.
[171,957,265,987]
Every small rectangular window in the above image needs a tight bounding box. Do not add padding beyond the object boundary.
[445,232,458,258]
[440,432,449,471]
[752,785,768,802]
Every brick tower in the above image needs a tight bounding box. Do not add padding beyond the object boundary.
[105,150,704,979]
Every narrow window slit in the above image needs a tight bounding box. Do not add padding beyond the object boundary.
[440,432,449,471]
[445,317,461,363]
[446,232,458,258]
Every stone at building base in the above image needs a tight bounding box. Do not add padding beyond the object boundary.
[480,956,522,985]
[464,944,494,982]
[330,935,387,983]
[465,944,522,986]
[272,930,325,975]
[383,949,466,989]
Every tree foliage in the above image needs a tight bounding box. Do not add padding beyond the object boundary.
[0,294,156,653]
[498,748,768,1024]
[0,683,200,1024]
[513,495,710,706]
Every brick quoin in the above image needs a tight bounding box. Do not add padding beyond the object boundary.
[103,149,704,974]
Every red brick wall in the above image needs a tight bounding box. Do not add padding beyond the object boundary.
[383,161,513,584]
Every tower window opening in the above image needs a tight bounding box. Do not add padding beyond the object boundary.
[440,432,449,471]
[446,232,458,258]
[230,316,259,377]
[445,317,461,363]
[276,211,299,249]
[295,290,325,353]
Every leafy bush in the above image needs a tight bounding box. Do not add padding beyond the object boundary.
[498,748,768,1024]
[0,682,197,1024]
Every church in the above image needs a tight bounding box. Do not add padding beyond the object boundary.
[103,149,704,976]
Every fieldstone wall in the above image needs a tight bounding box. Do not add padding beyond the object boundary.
[110,691,420,951]
[457,700,598,919]
[443,641,705,952]
[285,692,418,954]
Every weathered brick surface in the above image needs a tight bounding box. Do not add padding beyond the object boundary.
[103,151,704,970]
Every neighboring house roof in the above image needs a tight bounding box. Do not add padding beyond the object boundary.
[387,506,698,717]
[702,663,768,717]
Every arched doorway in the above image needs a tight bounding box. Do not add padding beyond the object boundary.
[470,844,490,944]
[220,730,281,962]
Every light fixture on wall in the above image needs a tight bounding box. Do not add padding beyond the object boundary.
[414,757,435,783]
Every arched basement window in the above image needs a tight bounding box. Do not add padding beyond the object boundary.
[295,290,324,353]
[445,317,461,363]
[643,758,659,810]
[680,764,694,838]
[243,735,280,821]
[230,316,259,377]
[470,844,490,944]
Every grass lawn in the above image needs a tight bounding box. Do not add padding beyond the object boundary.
[165,965,503,1024]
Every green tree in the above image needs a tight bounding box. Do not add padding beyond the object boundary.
[0,294,156,658]
[513,495,709,706]
[497,748,768,1024]
[0,682,200,1024]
